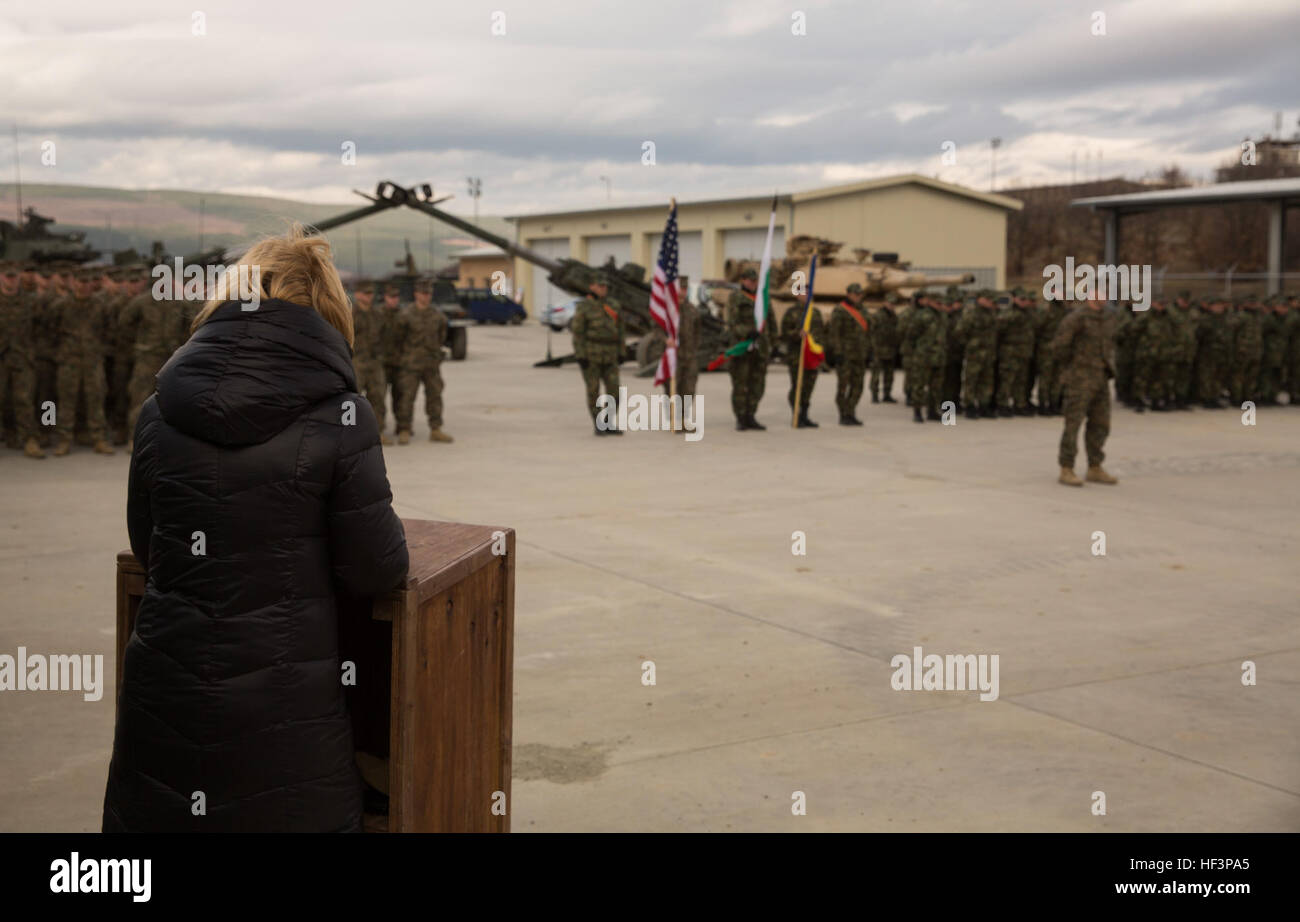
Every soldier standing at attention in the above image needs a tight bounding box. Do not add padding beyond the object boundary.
[826,282,869,425]
[1196,297,1230,408]
[724,267,772,430]
[572,278,624,436]
[869,293,900,403]
[1133,299,1176,412]
[1035,290,1069,415]
[379,282,405,436]
[941,291,965,412]
[53,269,114,456]
[902,291,946,423]
[956,291,999,419]
[122,269,186,451]
[670,275,700,402]
[1169,291,1199,410]
[350,279,391,446]
[1,264,44,457]
[1284,295,1300,404]
[996,289,1036,416]
[781,294,826,428]
[1258,296,1287,405]
[395,278,452,445]
[1052,288,1118,487]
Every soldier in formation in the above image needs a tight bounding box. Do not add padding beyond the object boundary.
[901,291,946,423]
[349,279,392,446]
[724,267,773,431]
[781,292,826,428]
[869,293,900,403]
[826,283,869,425]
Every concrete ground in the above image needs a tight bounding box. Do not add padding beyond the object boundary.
[2,322,1297,832]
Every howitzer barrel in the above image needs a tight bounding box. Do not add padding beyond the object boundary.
[400,196,563,275]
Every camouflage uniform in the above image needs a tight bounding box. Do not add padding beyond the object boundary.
[1133,305,1177,409]
[1195,305,1231,406]
[956,299,998,416]
[52,290,110,446]
[111,281,141,441]
[395,304,448,434]
[897,306,915,405]
[572,293,625,428]
[674,296,701,401]
[781,302,826,423]
[1169,300,1199,408]
[1113,305,1139,405]
[724,287,772,426]
[380,300,406,431]
[123,291,185,439]
[1035,300,1068,414]
[995,300,1035,414]
[902,299,946,420]
[869,302,900,402]
[1052,306,1116,471]
[351,303,387,413]
[827,296,870,422]
[942,303,964,409]
[0,280,40,447]
[33,282,61,441]
[1258,302,1287,403]
[1227,302,1262,406]
[1284,302,1300,401]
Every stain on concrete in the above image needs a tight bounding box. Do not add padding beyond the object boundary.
[513,741,613,783]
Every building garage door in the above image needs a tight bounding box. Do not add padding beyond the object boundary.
[647,230,703,298]
[722,225,785,263]
[586,234,631,270]
[528,237,571,314]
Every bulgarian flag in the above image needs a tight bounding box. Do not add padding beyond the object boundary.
[706,194,779,371]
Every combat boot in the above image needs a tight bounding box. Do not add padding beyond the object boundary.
[796,413,818,428]
[912,407,924,423]
[93,439,115,455]
[747,416,766,431]
[23,438,46,459]
[429,429,454,443]
[1037,403,1052,416]
[735,417,748,431]
[871,393,879,403]
[997,405,1014,418]
[965,405,980,420]
[1058,466,1083,487]
[845,415,863,426]
[882,394,897,403]
[380,433,393,446]
[1134,402,1146,413]
[397,430,411,445]
[1086,465,1118,485]
[838,414,853,426]
[52,438,72,457]
[982,404,997,418]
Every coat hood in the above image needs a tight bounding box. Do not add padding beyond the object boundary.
[156,299,356,447]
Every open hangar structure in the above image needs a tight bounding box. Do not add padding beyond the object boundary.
[506,174,1024,315]
[1071,177,1300,295]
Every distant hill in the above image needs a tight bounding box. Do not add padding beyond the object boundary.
[0,183,514,278]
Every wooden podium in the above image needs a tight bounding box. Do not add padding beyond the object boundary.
[115,518,515,833]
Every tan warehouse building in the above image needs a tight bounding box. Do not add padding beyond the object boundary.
[505,173,1023,315]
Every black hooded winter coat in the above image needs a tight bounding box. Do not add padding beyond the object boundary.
[103,298,408,832]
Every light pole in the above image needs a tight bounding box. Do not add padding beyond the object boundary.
[599,175,611,202]
[990,138,1001,192]
[466,177,482,224]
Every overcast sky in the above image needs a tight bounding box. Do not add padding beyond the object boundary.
[3,0,1297,216]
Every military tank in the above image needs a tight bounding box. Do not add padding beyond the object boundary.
[0,206,100,263]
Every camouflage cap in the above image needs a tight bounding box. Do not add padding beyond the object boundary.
[738,267,758,281]
[413,278,433,292]
[383,281,401,294]
[352,277,377,292]
[846,282,863,295]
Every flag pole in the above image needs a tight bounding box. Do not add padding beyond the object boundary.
[668,198,677,433]
[792,255,818,428]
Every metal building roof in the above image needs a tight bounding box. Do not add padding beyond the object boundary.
[1071,178,1300,212]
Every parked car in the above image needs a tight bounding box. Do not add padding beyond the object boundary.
[459,287,526,325]
[539,297,580,331]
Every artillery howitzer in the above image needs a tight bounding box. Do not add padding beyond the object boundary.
[370,181,729,373]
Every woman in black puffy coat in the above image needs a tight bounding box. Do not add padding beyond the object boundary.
[103,227,409,832]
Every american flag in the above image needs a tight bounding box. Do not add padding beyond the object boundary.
[649,202,680,388]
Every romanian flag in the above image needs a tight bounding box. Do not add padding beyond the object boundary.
[799,255,825,370]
